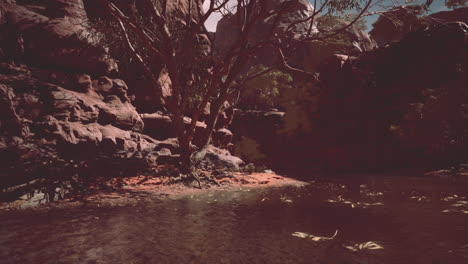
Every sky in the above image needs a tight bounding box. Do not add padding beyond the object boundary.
[203,0,452,32]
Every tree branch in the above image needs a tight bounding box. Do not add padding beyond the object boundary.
[115,18,159,85]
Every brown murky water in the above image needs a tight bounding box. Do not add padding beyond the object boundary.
[1,175,468,264]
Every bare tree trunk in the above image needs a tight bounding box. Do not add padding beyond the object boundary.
[165,58,193,173]
[102,0,385,182]
[190,98,225,165]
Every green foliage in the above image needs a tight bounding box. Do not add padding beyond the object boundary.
[86,18,152,80]
[233,136,266,163]
[316,11,367,31]
[241,67,319,136]
[369,5,433,45]
[326,0,365,15]
[445,0,467,8]
[239,65,293,110]
[316,15,344,30]
[237,66,320,136]
[300,14,368,73]
[87,10,211,114]
[277,80,319,136]
[353,18,368,32]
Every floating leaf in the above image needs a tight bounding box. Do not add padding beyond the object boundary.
[292,230,338,242]
[345,241,384,252]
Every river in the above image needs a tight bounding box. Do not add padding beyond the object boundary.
[1,174,467,263]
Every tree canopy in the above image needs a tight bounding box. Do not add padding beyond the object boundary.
[92,0,411,181]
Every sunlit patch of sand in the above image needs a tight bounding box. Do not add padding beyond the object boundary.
[216,172,306,187]
[1,173,307,210]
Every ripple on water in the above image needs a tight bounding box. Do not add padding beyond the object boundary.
[0,176,468,263]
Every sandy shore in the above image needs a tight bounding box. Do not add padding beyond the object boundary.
[0,173,307,211]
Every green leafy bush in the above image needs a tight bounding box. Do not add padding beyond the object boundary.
[238,65,293,110]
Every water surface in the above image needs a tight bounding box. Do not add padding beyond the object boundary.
[1,175,467,263]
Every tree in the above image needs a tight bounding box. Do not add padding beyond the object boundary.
[238,65,293,110]
[444,0,467,8]
[317,14,367,32]
[369,4,429,46]
[97,0,397,183]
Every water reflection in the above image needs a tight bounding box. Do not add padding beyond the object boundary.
[0,176,467,263]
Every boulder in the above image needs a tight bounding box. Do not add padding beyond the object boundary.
[231,20,468,174]
[156,154,181,166]
[313,22,468,171]
[215,0,315,72]
[213,128,233,149]
[93,76,130,103]
[429,7,468,24]
[1,60,148,154]
[45,0,87,19]
[0,74,163,186]
[155,138,180,154]
[0,1,117,75]
[129,77,168,113]
[0,0,241,189]
[370,6,468,48]
[82,0,207,111]
[230,109,286,166]
[39,80,143,132]
[204,145,244,171]
[98,95,144,132]
[141,112,207,141]
[215,0,375,75]
[0,83,28,137]
[156,147,172,156]
[34,114,152,151]
[75,74,93,93]
[140,112,174,140]
[83,0,204,21]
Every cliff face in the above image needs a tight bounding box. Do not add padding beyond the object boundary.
[231,22,468,173]
[0,62,156,188]
[83,0,203,21]
[315,22,467,171]
[0,0,207,114]
[82,0,208,113]
[1,0,466,190]
[370,6,468,47]
[0,0,238,190]
[429,6,468,23]
[0,0,117,75]
[214,0,375,74]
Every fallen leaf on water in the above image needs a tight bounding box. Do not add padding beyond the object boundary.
[442,209,468,214]
[292,232,309,239]
[345,241,384,252]
[292,230,338,242]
